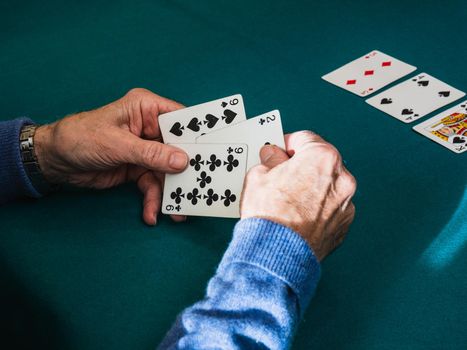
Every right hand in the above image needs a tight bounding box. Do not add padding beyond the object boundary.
[240,131,356,261]
[34,88,188,225]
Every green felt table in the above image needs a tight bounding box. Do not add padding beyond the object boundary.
[1,0,466,349]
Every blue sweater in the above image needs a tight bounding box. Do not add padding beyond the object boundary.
[0,118,321,349]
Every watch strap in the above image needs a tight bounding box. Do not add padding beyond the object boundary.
[19,124,55,195]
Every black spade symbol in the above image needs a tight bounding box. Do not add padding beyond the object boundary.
[169,122,184,136]
[187,117,201,132]
[418,80,429,87]
[401,109,414,115]
[221,101,228,108]
[438,91,450,97]
[222,109,237,124]
[205,114,219,128]
[453,137,466,144]
[381,98,392,105]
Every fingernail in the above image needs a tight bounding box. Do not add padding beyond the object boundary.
[169,152,188,170]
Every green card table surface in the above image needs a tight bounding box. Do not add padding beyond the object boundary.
[1,1,466,349]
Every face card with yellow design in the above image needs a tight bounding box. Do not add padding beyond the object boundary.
[413,100,467,153]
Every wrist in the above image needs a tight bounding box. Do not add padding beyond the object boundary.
[222,218,321,314]
[19,123,59,195]
[242,201,315,249]
[242,212,322,260]
[34,123,61,184]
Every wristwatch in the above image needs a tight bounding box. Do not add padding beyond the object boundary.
[19,124,55,195]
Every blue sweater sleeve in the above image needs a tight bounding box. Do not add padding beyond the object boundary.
[158,218,321,350]
[0,118,41,204]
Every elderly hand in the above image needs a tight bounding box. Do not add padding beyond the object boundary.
[34,88,188,225]
[241,131,356,261]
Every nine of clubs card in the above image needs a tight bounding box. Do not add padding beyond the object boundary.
[413,100,467,153]
[196,110,285,170]
[322,50,416,97]
[159,94,247,143]
[366,73,466,123]
[162,143,248,218]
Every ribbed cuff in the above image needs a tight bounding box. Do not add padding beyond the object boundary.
[218,218,321,315]
[0,118,42,204]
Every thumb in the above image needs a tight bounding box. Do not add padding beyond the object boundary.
[259,144,289,169]
[120,133,188,173]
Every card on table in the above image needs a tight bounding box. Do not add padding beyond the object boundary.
[366,73,466,123]
[322,50,416,97]
[162,143,248,218]
[413,100,467,153]
[196,110,285,170]
[159,94,246,143]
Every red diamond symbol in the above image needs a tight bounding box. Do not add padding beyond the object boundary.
[364,70,374,76]
[346,79,356,85]
[382,61,392,67]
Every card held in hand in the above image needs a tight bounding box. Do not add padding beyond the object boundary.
[413,100,467,153]
[322,50,416,97]
[159,94,246,144]
[162,143,248,218]
[196,110,285,170]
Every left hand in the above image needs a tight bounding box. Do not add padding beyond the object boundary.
[34,88,188,225]
[240,131,356,261]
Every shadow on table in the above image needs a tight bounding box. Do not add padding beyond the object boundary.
[0,257,68,350]
[294,163,467,349]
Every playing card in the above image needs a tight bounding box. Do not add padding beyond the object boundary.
[196,110,285,170]
[159,94,246,143]
[162,143,248,218]
[322,50,416,97]
[366,73,466,123]
[413,100,467,153]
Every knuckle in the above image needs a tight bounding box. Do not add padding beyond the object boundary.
[310,143,341,169]
[296,129,326,142]
[342,203,356,227]
[341,172,357,195]
[321,143,341,161]
[141,143,163,167]
[343,201,356,220]
[296,130,316,138]
[126,88,148,98]
[348,202,356,216]
[294,130,320,144]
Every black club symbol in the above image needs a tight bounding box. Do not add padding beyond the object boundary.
[170,187,185,204]
[207,154,222,171]
[224,155,239,172]
[190,154,204,171]
[221,189,236,207]
[186,188,201,205]
[203,189,219,206]
[196,171,212,188]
